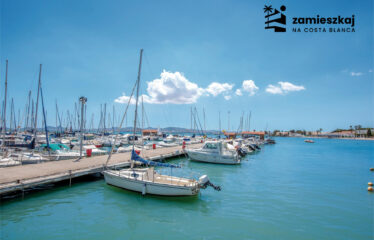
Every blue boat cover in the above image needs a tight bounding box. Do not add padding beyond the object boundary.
[131,150,180,168]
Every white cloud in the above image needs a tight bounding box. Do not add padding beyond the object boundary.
[350,72,363,77]
[369,69,373,73]
[115,94,152,104]
[278,81,305,92]
[146,70,204,104]
[114,94,137,104]
[266,81,305,95]
[115,70,236,104]
[242,80,259,96]
[265,84,283,94]
[205,82,234,96]
[115,70,204,104]
[235,89,242,96]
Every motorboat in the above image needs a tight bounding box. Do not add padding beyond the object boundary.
[39,143,80,160]
[304,139,315,143]
[104,150,220,196]
[158,141,178,147]
[185,141,240,164]
[0,157,21,167]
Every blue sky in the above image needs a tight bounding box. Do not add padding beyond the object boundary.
[1,0,373,131]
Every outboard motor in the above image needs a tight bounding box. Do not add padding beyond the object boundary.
[248,144,256,151]
[198,175,221,191]
[254,144,261,150]
[237,147,247,157]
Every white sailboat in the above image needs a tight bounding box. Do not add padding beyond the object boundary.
[103,49,220,196]
[104,152,205,196]
[186,141,241,164]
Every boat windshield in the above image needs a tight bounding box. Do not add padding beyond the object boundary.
[203,143,218,149]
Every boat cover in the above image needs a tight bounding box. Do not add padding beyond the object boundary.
[131,150,180,168]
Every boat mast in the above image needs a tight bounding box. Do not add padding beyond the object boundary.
[2,60,8,153]
[190,107,192,134]
[40,82,50,150]
[103,103,106,136]
[219,111,221,138]
[248,111,251,131]
[33,64,42,149]
[203,106,206,133]
[131,49,143,168]
[10,98,14,133]
[25,91,31,131]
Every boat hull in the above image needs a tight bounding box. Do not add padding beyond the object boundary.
[103,170,199,196]
[186,150,240,165]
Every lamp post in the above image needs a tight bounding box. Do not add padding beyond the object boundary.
[79,96,87,160]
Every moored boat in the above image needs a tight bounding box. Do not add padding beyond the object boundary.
[186,141,240,164]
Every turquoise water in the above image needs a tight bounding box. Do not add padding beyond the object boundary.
[1,138,373,240]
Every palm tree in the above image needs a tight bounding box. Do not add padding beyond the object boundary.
[264,5,273,27]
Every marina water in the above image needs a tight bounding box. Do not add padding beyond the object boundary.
[1,137,373,239]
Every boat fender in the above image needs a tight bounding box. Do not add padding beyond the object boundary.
[142,184,147,195]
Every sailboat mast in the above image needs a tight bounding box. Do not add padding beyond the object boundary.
[33,64,42,144]
[203,107,206,133]
[132,49,143,153]
[103,103,106,135]
[25,91,31,131]
[2,60,8,151]
[219,111,221,138]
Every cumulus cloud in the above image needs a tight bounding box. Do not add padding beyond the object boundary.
[278,81,305,92]
[235,89,242,96]
[115,94,152,104]
[115,94,136,104]
[115,70,234,104]
[350,72,363,77]
[266,81,305,95]
[242,80,259,96]
[234,80,258,97]
[205,82,234,96]
[265,84,283,94]
[115,70,204,104]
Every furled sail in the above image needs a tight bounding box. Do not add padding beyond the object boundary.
[131,150,180,168]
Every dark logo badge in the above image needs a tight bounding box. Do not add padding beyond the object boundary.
[264,5,286,32]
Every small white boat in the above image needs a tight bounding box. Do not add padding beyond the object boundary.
[71,145,106,155]
[117,145,143,153]
[0,157,21,167]
[158,141,178,147]
[8,152,46,164]
[304,139,315,143]
[186,141,240,165]
[48,150,81,160]
[104,167,203,196]
[39,143,80,160]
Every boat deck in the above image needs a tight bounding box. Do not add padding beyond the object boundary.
[0,143,203,195]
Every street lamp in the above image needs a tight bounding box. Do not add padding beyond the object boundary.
[78,96,87,160]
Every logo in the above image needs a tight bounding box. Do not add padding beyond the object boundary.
[264,5,286,32]
[263,4,356,33]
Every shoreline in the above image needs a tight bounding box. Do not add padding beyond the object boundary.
[277,136,374,141]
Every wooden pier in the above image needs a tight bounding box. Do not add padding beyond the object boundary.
[0,143,203,195]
